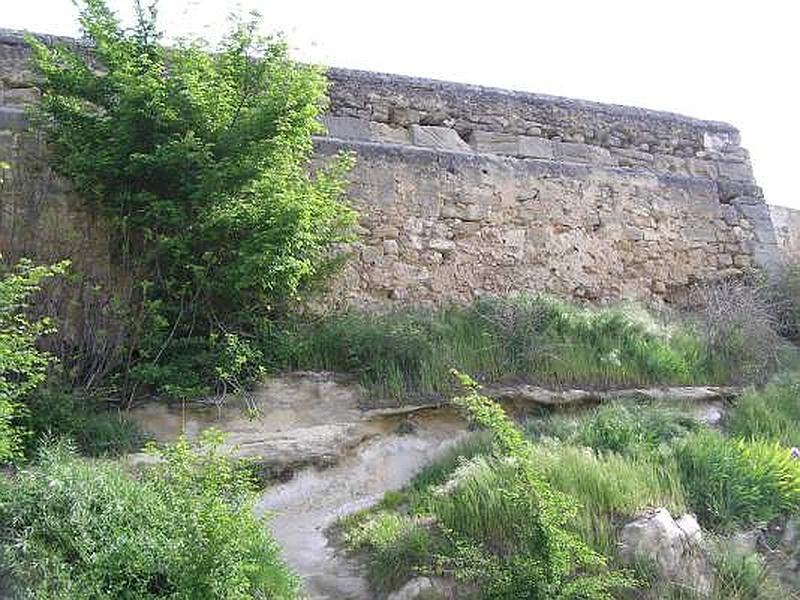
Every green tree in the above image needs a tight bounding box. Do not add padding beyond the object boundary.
[26,0,355,400]
[0,259,68,462]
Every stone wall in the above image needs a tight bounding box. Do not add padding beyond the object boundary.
[770,205,800,264]
[0,29,787,310]
[318,68,781,304]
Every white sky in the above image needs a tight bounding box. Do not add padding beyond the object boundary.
[5,0,799,208]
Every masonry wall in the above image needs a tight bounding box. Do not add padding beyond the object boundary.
[318,68,780,304]
[0,29,786,312]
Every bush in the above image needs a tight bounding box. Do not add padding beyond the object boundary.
[0,432,298,599]
[429,373,633,598]
[687,279,785,384]
[344,512,437,593]
[727,370,800,446]
[576,402,699,455]
[524,400,699,457]
[22,388,145,457]
[770,260,800,340]
[0,259,68,462]
[27,0,356,399]
[673,430,800,530]
[529,443,685,556]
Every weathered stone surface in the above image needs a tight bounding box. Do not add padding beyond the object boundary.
[468,130,521,155]
[315,137,769,306]
[619,509,714,596]
[370,121,411,144]
[409,124,471,152]
[770,205,800,263]
[485,384,741,406]
[0,107,27,130]
[320,115,371,140]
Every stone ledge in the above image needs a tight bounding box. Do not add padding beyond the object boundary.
[313,135,720,194]
[327,66,739,135]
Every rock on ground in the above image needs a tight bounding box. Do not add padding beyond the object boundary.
[619,508,714,596]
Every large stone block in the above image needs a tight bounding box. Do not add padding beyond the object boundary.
[0,107,28,131]
[320,115,372,141]
[468,130,519,155]
[409,124,471,153]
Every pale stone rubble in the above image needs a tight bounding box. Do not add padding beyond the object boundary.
[619,509,714,596]
[770,204,800,263]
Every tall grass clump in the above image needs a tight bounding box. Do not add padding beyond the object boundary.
[274,295,709,401]
[727,370,800,446]
[0,432,298,599]
[343,511,438,593]
[524,401,699,455]
[528,443,685,556]
[673,429,800,530]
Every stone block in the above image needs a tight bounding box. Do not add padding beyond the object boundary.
[320,116,371,141]
[0,107,28,131]
[389,106,420,126]
[369,121,410,145]
[717,160,753,183]
[2,87,39,105]
[517,135,556,159]
[555,141,614,165]
[409,125,471,153]
[468,130,519,156]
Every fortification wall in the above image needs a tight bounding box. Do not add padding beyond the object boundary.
[0,29,787,310]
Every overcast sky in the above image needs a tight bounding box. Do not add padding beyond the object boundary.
[5,0,798,208]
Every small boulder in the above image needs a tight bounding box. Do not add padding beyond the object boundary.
[387,577,435,600]
[619,509,714,596]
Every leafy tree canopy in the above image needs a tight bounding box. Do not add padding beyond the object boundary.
[26,0,356,400]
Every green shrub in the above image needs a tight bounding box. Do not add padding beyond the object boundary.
[524,401,699,458]
[27,0,356,399]
[344,512,436,593]
[673,430,800,530]
[577,402,699,455]
[0,259,68,462]
[22,388,145,457]
[705,537,791,600]
[435,373,633,598]
[0,432,298,599]
[688,279,785,384]
[727,370,800,446]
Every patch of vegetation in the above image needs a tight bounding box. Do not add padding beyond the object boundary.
[0,259,68,462]
[673,430,800,531]
[22,389,146,457]
[0,432,298,599]
[272,295,741,401]
[343,511,439,593]
[27,0,356,401]
[525,401,700,456]
[344,373,636,599]
[527,443,685,556]
[727,370,800,446]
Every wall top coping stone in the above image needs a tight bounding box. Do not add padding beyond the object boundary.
[2,28,738,137]
[325,67,739,136]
